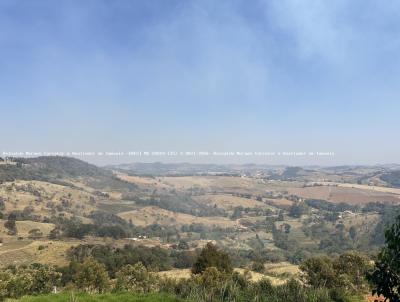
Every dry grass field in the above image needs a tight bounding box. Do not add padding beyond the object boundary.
[160,176,273,194]
[287,185,400,204]
[316,182,400,195]
[0,180,98,218]
[0,240,75,267]
[267,198,293,207]
[118,206,237,228]
[0,236,124,268]
[0,220,55,238]
[193,194,267,210]
[264,262,300,276]
[157,268,286,285]
[117,173,169,190]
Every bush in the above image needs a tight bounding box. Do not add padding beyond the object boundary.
[115,262,159,293]
[0,264,61,299]
[72,258,110,294]
[192,243,233,274]
[369,214,400,301]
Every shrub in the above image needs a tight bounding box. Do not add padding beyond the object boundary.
[192,243,233,274]
[0,264,61,299]
[115,262,159,293]
[72,258,110,294]
[369,214,400,301]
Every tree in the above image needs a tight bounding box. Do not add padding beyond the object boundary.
[0,264,61,299]
[333,251,370,293]
[28,228,43,240]
[4,214,17,235]
[115,262,158,293]
[299,256,338,288]
[192,242,233,274]
[251,259,265,273]
[369,214,400,301]
[300,252,371,292]
[0,271,12,300]
[177,240,190,250]
[283,223,291,234]
[49,227,61,240]
[288,202,309,218]
[231,207,243,220]
[72,258,110,293]
[0,197,5,211]
[349,226,357,242]
[28,264,61,295]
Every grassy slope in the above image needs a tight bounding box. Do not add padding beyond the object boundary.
[11,292,184,302]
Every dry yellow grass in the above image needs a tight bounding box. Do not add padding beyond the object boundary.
[0,240,77,267]
[0,220,55,238]
[157,268,286,285]
[194,194,267,210]
[316,182,400,195]
[160,176,271,193]
[234,268,285,285]
[0,237,121,267]
[287,185,399,204]
[118,206,236,228]
[268,198,293,207]
[0,180,98,218]
[264,262,300,276]
[117,173,167,188]
[157,268,192,280]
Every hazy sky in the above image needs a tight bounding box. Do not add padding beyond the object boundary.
[0,0,399,165]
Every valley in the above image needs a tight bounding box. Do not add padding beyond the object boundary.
[0,157,399,288]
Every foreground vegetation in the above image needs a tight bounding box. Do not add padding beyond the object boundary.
[12,292,182,302]
[1,157,400,301]
[0,242,375,302]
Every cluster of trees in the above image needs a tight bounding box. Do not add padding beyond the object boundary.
[288,202,309,218]
[369,214,400,301]
[135,193,227,217]
[66,244,193,276]
[1,229,400,302]
[379,170,400,188]
[192,242,233,274]
[300,252,371,292]
[305,199,358,214]
[4,213,18,235]
[0,264,61,300]
[48,213,132,240]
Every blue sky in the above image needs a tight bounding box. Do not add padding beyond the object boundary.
[0,0,399,165]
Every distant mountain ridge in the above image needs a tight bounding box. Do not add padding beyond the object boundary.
[0,156,110,182]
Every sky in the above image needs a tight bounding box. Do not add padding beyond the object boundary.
[0,0,399,165]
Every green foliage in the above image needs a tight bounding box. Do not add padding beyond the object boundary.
[0,197,5,211]
[135,193,226,217]
[4,213,18,235]
[28,228,43,239]
[191,243,233,274]
[300,252,371,293]
[288,202,309,218]
[72,258,110,294]
[300,256,339,289]
[333,252,371,292]
[348,226,357,241]
[380,170,400,188]
[50,215,130,240]
[371,204,400,245]
[15,292,183,302]
[0,264,61,300]
[67,244,172,278]
[369,214,400,301]
[305,199,357,213]
[114,262,159,293]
